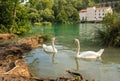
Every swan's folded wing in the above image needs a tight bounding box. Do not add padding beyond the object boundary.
[80,51,98,58]
[44,46,53,52]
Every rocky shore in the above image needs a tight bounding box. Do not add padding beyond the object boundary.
[0,34,97,81]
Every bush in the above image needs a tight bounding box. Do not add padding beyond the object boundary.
[34,22,42,26]
[9,20,31,35]
[42,22,52,26]
[96,13,120,47]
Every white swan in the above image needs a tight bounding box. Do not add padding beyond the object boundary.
[43,37,57,53]
[74,38,104,59]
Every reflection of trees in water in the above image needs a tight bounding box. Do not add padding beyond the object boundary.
[44,51,57,64]
[52,25,80,47]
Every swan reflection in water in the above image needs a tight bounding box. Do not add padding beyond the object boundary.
[74,57,102,71]
[74,58,79,71]
[43,51,57,64]
[52,52,57,64]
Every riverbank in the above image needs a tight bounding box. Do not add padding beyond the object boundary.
[0,34,45,80]
[0,34,97,81]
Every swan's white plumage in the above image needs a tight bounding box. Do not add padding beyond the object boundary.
[74,38,104,59]
[43,37,57,53]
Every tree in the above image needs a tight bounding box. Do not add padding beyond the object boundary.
[28,8,40,24]
[52,0,67,19]
[26,0,55,24]
[53,0,80,24]
[40,8,55,22]
[72,0,84,11]
[56,9,68,24]
[11,4,31,34]
[29,0,39,8]
[0,1,14,32]
[115,1,120,13]
[88,0,96,7]
[0,0,31,34]
[36,0,53,10]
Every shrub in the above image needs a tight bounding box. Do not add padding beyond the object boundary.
[96,13,120,47]
[42,22,52,26]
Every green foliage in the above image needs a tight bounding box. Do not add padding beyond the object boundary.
[97,13,120,47]
[12,4,31,35]
[42,22,52,26]
[27,0,55,24]
[0,0,31,35]
[114,1,120,13]
[29,0,35,7]
[10,20,31,35]
[36,0,53,10]
[34,22,42,26]
[71,0,84,11]
[53,1,80,24]
[27,0,81,24]
[56,10,68,24]
[26,0,101,24]
[40,8,55,22]
[28,8,40,24]
[0,1,13,29]
[88,0,96,7]
[0,24,10,33]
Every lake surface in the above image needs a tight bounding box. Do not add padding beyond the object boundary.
[25,24,120,81]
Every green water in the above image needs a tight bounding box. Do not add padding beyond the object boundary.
[25,24,120,81]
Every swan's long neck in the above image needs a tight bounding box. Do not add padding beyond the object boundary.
[76,40,80,57]
[43,44,46,48]
[52,40,56,52]
[97,49,104,56]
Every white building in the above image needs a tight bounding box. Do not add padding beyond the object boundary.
[79,6,113,22]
